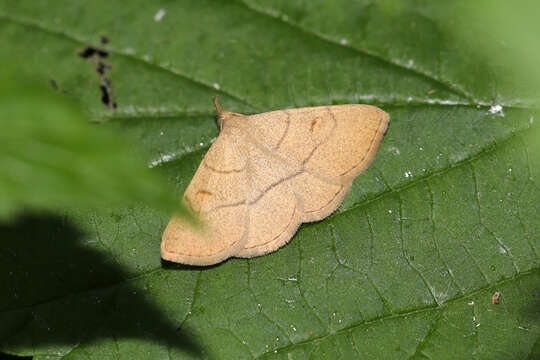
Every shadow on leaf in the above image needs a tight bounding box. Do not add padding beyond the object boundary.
[0,214,201,357]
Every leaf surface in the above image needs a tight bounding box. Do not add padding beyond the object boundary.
[0,1,539,359]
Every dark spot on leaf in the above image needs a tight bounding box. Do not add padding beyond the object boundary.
[78,46,108,59]
[100,84,111,107]
[96,62,106,75]
[110,213,123,222]
[49,79,58,90]
[78,41,117,110]
[48,79,71,95]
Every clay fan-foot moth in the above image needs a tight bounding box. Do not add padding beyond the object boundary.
[161,97,389,266]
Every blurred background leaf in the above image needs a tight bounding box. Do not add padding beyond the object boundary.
[0,1,539,359]
[0,67,190,220]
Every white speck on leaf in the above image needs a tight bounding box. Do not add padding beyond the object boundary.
[154,9,166,22]
[426,99,463,105]
[388,146,400,155]
[213,83,221,90]
[499,246,508,254]
[160,131,164,136]
[388,210,393,214]
[143,54,152,62]
[488,104,504,117]
[149,153,175,168]
[340,38,349,45]
[407,59,414,67]
[404,171,412,178]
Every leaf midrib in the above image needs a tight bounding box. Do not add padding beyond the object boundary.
[101,102,539,123]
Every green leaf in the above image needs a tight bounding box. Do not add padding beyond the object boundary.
[1,1,539,359]
[0,67,191,221]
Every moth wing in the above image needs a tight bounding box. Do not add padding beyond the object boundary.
[163,105,389,262]
[245,105,388,223]
[161,130,249,266]
[234,141,303,257]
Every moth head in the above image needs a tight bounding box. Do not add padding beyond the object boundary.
[213,95,244,130]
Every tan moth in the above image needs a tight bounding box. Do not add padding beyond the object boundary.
[161,97,389,265]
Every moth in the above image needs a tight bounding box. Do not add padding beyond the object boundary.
[161,97,389,265]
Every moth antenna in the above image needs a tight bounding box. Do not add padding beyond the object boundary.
[214,95,237,129]
[213,95,224,117]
